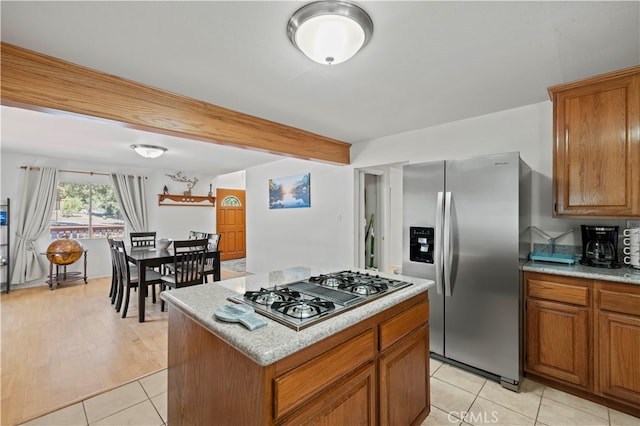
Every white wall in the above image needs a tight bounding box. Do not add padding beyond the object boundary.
[245,158,354,273]
[214,170,245,189]
[0,151,217,288]
[149,168,217,240]
[242,101,624,277]
[350,101,624,269]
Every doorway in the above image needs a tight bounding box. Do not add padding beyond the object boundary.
[356,165,404,273]
[357,170,385,270]
[216,188,246,261]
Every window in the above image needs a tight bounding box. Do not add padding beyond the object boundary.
[221,195,242,206]
[50,181,125,239]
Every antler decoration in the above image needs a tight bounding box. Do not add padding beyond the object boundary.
[166,171,199,191]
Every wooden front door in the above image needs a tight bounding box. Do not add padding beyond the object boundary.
[216,189,246,261]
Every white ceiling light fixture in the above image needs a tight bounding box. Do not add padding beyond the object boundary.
[287,1,373,65]
[130,144,167,159]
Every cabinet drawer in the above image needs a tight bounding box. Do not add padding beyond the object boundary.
[379,301,429,351]
[527,276,589,306]
[278,362,376,426]
[274,329,375,418]
[598,289,640,316]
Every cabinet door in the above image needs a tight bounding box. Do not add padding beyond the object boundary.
[597,311,640,406]
[596,282,640,408]
[279,362,375,426]
[526,299,590,389]
[379,326,430,426]
[551,67,640,217]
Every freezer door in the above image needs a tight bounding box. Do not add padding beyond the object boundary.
[402,161,445,355]
[444,152,521,382]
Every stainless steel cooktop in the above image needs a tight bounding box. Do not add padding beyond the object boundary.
[229,270,412,331]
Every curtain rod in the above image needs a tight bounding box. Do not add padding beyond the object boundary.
[19,166,146,179]
[20,166,109,176]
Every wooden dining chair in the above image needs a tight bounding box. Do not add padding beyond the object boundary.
[165,231,203,273]
[113,239,163,318]
[188,230,206,240]
[130,231,157,248]
[108,237,138,304]
[203,233,221,283]
[130,231,161,273]
[160,238,208,311]
[107,237,119,303]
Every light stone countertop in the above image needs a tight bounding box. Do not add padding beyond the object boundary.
[160,266,434,366]
[523,261,640,285]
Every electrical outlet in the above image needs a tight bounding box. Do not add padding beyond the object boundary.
[626,220,640,228]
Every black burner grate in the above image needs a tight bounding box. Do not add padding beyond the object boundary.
[244,287,300,305]
[271,297,335,319]
[286,281,363,305]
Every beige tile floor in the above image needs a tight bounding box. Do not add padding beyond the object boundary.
[423,359,639,426]
[22,359,640,426]
[20,370,167,426]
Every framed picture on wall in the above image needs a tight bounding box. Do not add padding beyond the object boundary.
[269,173,310,209]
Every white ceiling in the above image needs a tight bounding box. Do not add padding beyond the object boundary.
[1,1,639,176]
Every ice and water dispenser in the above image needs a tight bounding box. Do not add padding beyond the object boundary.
[409,227,434,264]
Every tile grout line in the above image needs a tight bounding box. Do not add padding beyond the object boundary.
[472,382,542,423]
[532,384,544,425]
[139,377,165,424]
[81,401,89,426]
[428,376,473,424]
[539,386,611,426]
[83,382,148,425]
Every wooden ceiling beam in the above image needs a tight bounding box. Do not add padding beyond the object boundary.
[0,42,350,165]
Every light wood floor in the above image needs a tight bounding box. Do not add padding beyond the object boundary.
[1,270,246,426]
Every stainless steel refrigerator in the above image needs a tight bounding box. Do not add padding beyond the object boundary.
[402,152,530,390]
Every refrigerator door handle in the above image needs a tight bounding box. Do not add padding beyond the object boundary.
[434,191,444,295]
[443,191,452,297]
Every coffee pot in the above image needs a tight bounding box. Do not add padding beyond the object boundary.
[585,239,615,264]
[580,225,620,268]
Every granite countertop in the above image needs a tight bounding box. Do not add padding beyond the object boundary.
[523,261,640,285]
[160,266,434,366]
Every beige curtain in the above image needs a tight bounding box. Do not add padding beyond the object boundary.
[110,173,149,232]
[11,167,59,283]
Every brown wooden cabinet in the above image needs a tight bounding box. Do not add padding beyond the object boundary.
[167,292,430,426]
[281,363,376,426]
[379,325,429,425]
[595,281,640,407]
[548,65,640,217]
[378,300,430,425]
[524,273,591,390]
[524,271,640,417]
[274,329,376,420]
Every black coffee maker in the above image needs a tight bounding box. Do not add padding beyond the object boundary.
[580,225,620,268]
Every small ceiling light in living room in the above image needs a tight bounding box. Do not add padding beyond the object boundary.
[287,1,373,65]
[130,144,167,159]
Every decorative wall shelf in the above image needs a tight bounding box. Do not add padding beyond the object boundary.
[158,194,216,207]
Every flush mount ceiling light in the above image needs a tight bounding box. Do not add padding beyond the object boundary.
[130,144,167,159]
[287,1,373,65]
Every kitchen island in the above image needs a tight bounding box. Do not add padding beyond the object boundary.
[160,266,433,425]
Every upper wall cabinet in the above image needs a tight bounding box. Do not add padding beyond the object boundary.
[549,66,640,218]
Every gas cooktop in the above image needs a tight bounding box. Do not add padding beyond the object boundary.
[228,270,412,331]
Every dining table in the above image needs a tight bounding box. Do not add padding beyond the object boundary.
[127,246,221,322]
